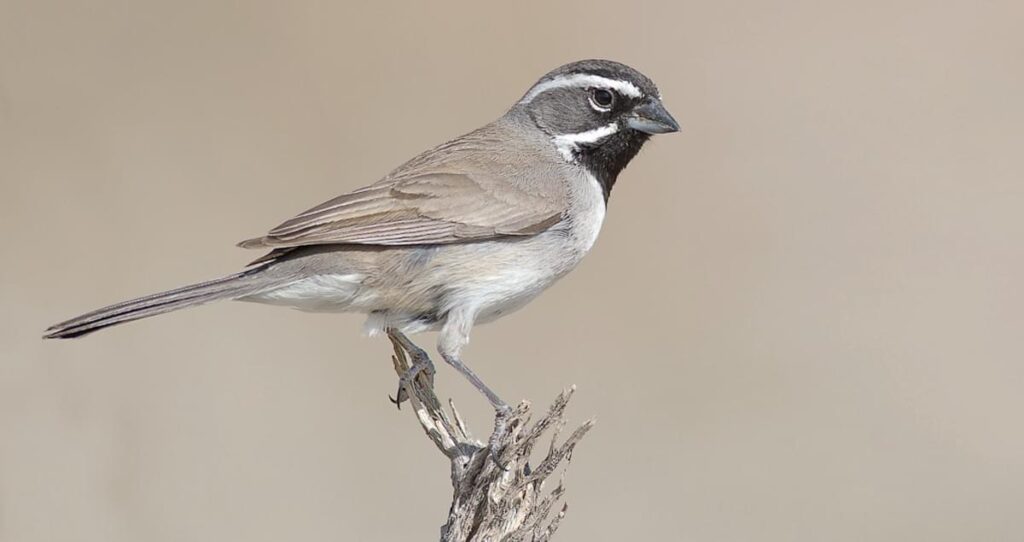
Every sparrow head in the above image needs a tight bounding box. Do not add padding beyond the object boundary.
[514,59,679,198]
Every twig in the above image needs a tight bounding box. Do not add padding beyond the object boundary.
[388,331,594,541]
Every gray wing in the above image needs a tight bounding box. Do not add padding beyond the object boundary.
[237,172,564,249]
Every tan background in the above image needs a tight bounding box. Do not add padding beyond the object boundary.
[2,1,1023,540]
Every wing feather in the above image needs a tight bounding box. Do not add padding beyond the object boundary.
[238,172,563,249]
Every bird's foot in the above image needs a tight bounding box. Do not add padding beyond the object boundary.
[488,403,515,469]
[387,331,435,409]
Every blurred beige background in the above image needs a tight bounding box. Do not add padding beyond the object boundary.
[2,1,1022,540]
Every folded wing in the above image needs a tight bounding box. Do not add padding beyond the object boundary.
[238,172,563,249]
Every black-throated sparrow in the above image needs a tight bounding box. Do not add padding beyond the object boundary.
[45,59,679,414]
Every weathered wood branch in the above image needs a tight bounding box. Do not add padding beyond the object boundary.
[387,332,594,542]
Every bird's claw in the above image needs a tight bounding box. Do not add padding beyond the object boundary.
[389,348,435,410]
[488,404,515,470]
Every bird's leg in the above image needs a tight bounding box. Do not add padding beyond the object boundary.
[439,310,514,463]
[440,349,514,466]
[438,350,509,413]
[386,328,435,409]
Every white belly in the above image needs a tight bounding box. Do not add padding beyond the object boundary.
[461,259,565,324]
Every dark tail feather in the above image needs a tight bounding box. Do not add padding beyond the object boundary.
[43,269,269,339]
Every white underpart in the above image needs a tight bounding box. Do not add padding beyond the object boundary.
[576,172,607,253]
[552,123,619,162]
[449,171,607,329]
[250,273,367,312]
[363,312,433,337]
[519,74,642,105]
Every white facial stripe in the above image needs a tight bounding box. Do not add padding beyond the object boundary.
[552,123,619,161]
[520,74,643,104]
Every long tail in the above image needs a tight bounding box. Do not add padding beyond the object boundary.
[43,268,272,339]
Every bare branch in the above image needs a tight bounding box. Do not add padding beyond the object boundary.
[387,331,594,541]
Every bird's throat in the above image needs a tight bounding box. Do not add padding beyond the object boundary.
[576,130,649,201]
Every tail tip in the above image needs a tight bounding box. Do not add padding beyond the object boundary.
[42,329,67,340]
[42,324,89,340]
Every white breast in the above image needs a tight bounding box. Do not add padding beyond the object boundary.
[571,171,607,254]
[469,172,605,324]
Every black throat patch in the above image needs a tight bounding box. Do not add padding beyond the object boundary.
[575,129,650,201]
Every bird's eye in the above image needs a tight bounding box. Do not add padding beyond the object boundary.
[589,88,615,111]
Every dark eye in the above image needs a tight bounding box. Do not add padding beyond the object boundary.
[589,88,615,110]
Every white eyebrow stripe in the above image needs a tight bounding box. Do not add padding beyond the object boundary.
[552,123,619,161]
[520,74,643,104]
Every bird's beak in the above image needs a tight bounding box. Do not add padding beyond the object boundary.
[626,98,680,134]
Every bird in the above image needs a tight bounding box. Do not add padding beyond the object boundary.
[44,59,679,422]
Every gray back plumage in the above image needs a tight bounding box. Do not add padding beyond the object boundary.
[238,118,570,250]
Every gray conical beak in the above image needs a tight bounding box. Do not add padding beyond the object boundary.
[626,99,680,134]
